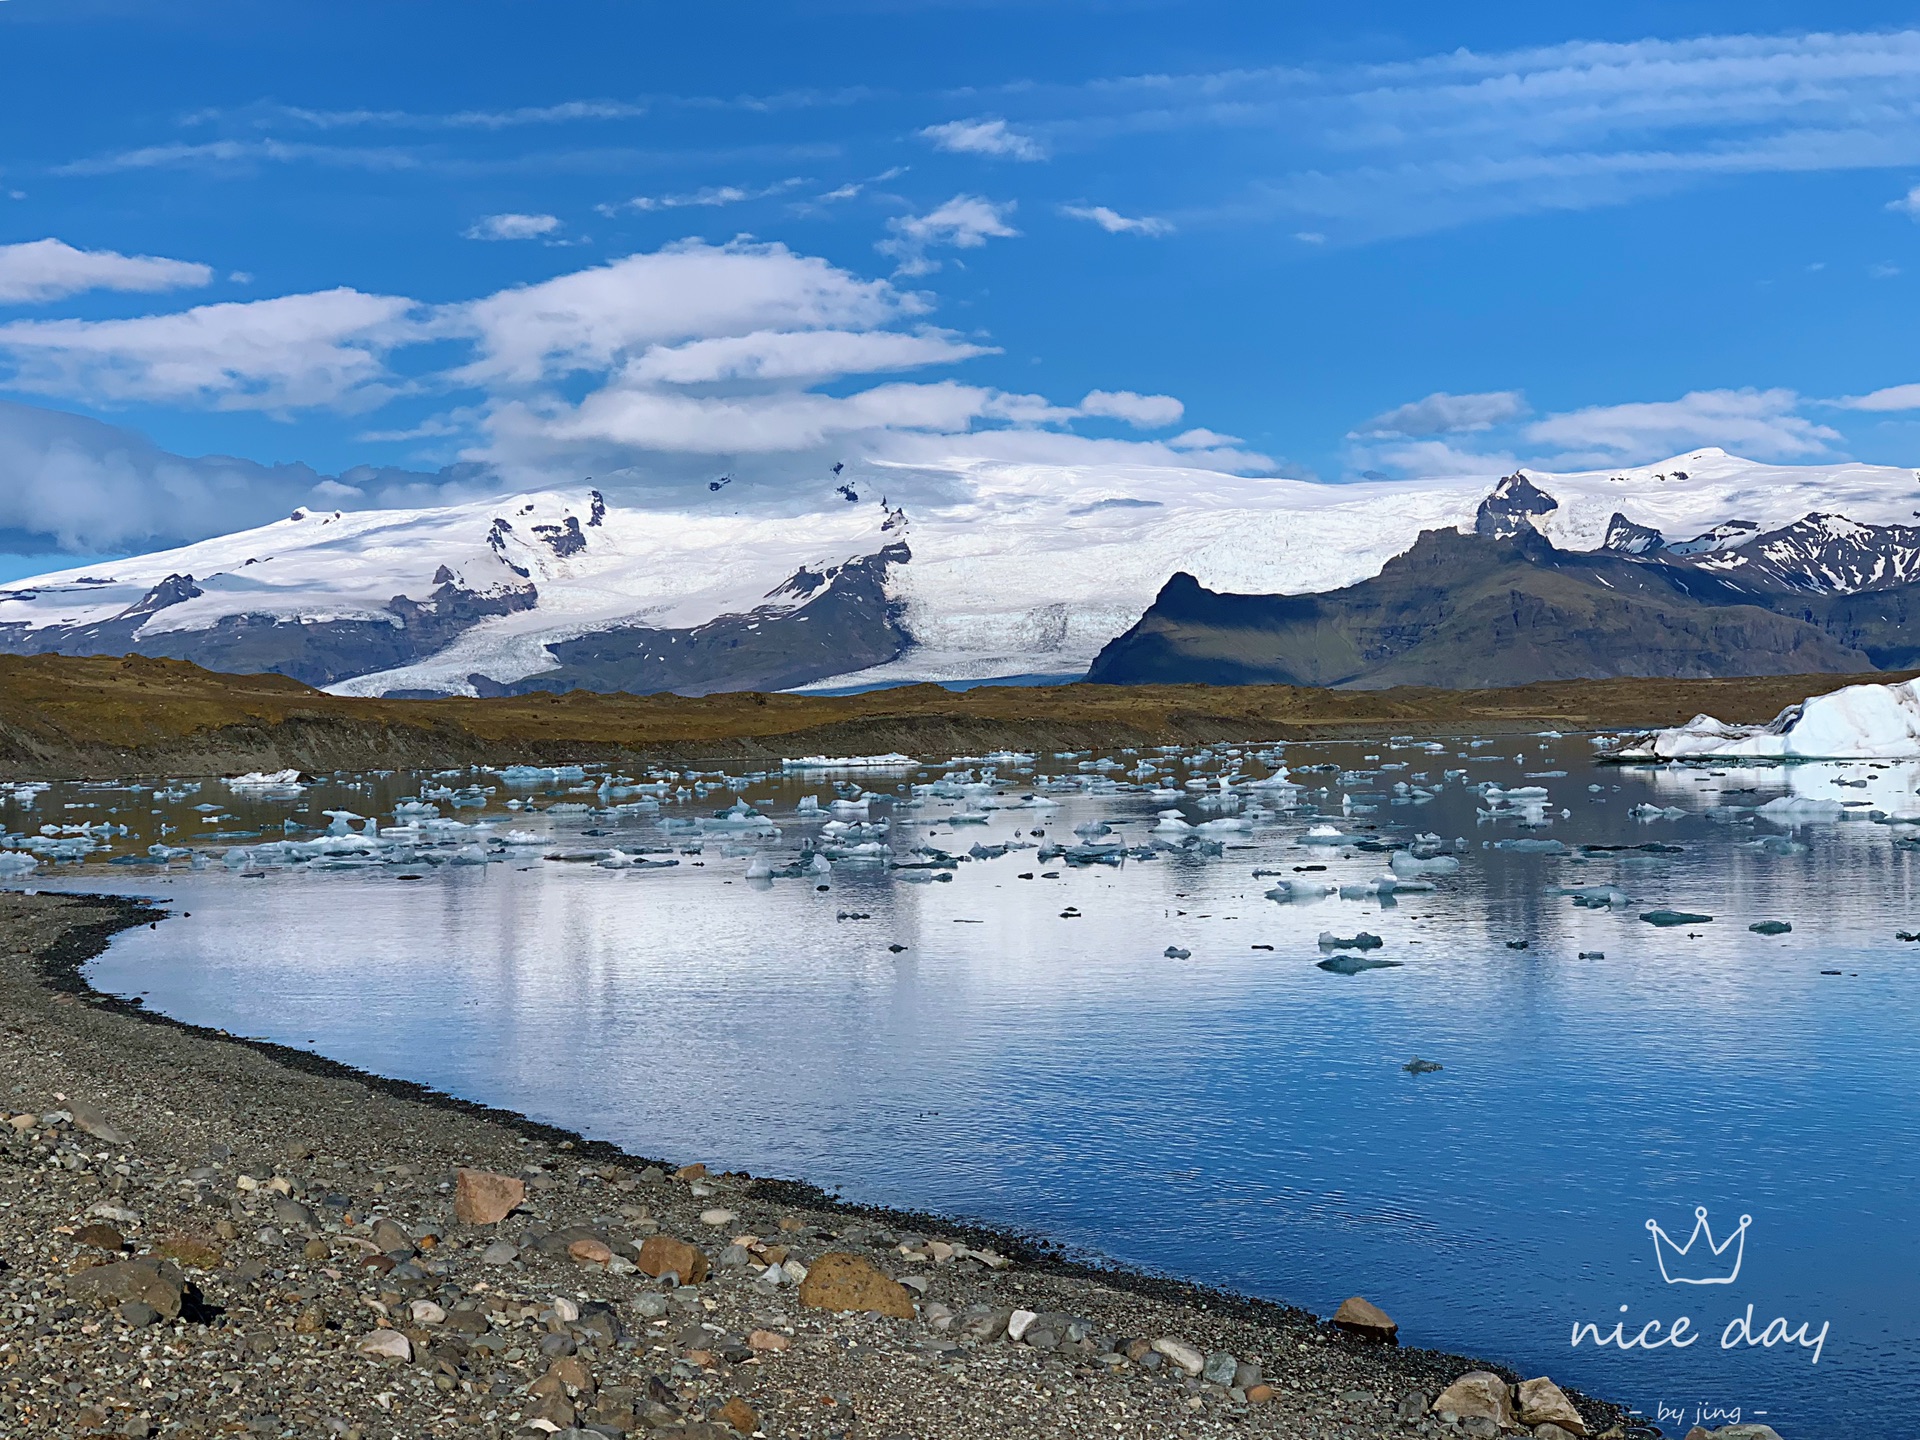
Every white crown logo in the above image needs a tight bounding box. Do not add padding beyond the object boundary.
[1646,1206,1751,1285]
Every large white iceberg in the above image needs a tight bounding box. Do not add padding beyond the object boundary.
[1641,678,1920,760]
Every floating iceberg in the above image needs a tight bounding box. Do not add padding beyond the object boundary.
[226,769,306,793]
[782,754,914,770]
[1638,678,1920,760]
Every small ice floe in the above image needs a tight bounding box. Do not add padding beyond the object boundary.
[1389,850,1459,877]
[1403,1057,1443,1075]
[0,852,37,876]
[226,769,307,795]
[1266,878,1336,902]
[1745,835,1809,856]
[1630,804,1688,822]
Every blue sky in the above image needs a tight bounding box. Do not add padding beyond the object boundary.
[6,0,1920,576]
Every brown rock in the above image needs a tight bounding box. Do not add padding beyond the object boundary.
[715,1397,759,1434]
[67,1256,185,1320]
[293,1304,326,1334]
[1431,1372,1516,1428]
[303,1238,329,1262]
[777,1216,805,1233]
[1332,1295,1399,1342]
[72,1223,125,1252]
[636,1234,710,1284]
[453,1168,525,1225]
[675,1163,709,1181]
[548,1355,594,1393]
[747,1329,791,1352]
[1245,1384,1275,1405]
[568,1237,614,1265]
[797,1251,915,1319]
[354,1329,412,1362]
[1516,1377,1587,1435]
[371,1218,413,1253]
[1537,1426,1582,1440]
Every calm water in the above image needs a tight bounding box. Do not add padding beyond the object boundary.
[6,737,1917,1440]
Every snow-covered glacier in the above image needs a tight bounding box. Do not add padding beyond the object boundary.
[5,446,1920,695]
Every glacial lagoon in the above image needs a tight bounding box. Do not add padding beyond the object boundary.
[7,735,1918,1439]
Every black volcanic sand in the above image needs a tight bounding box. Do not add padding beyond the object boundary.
[0,891,1643,1440]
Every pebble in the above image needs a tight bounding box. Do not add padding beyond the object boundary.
[453,1166,526,1224]
[700,1206,738,1226]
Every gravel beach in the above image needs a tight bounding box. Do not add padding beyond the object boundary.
[0,889,1648,1440]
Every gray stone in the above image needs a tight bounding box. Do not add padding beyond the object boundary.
[631,1293,668,1319]
[117,1300,162,1328]
[271,1197,316,1231]
[1151,1337,1205,1375]
[1233,1360,1263,1391]
[1395,1391,1430,1423]
[67,1099,130,1147]
[1203,1352,1239,1386]
[479,1239,520,1265]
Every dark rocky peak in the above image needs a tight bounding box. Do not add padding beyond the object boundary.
[115,574,203,622]
[1666,519,1759,556]
[882,505,908,533]
[1603,513,1666,554]
[1474,472,1558,537]
[1681,511,1920,594]
[532,515,587,558]
[487,518,530,578]
[587,489,607,527]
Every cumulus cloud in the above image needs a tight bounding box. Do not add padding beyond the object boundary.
[620,328,997,385]
[453,240,915,387]
[1060,205,1172,236]
[919,118,1047,161]
[0,289,422,412]
[1523,387,1839,462]
[878,195,1018,275]
[1889,185,1920,218]
[464,213,562,241]
[1832,381,1920,411]
[1078,389,1184,428]
[0,239,212,305]
[1353,389,1528,438]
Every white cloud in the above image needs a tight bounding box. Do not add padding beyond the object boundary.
[1523,387,1839,462]
[453,240,917,387]
[0,238,212,305]
[464,213,562,242]
[878,195,1019,275]
[1078,389,1184,428]
[0,289,422,412]
[1888,184,1920,217]
[920,118,1047,161]
[59,139,420,175]
[608,178,806,213]
[1831,382,1920,411]
[1353,389,1528,438]
[1060,204,1172,236]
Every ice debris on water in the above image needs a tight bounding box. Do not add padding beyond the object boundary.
[1640,909,1713,927]
[1317,954,1402,974]
[1318,931,1384,951]
[1749,920,1793,935]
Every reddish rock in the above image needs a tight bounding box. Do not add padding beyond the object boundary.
[674,1163,708,1181]
[748,1329,791,1352]
[1332,1295,1399,1342]
[636,1234,710,1284]
[797,1251,915,1319]
[453,1168,525,1225]
[1246,1384,1275,1405]
[72,1223,125,1251]
[715,1397,759,1434]
[568,1237,614,1265]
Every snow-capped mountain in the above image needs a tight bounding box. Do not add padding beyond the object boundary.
[5,447,1920,694]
